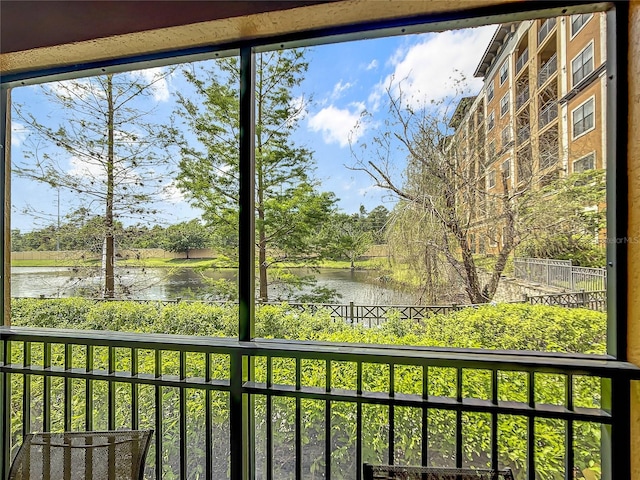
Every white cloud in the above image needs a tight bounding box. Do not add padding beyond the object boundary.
[11,122,28,147]
[67,155,106,180]
[161,182,186,204]
[47,78,105,101]
[308,104,366,148]
[133,67,170,103]
[331,80,354,100]
[366,59,379,71]
[374,26,496,109]
[288,95,307,126]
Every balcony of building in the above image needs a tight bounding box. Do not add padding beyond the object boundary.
[515,84,530,112]
[515,47,529,76]
[538,53,558,87]
[0,2,638,480]
[537,17,557,47]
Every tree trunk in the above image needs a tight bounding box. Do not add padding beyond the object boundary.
[104,75,115,298]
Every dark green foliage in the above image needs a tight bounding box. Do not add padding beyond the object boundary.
[10,299,605,479]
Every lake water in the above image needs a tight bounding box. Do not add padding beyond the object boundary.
[10,266,421,305]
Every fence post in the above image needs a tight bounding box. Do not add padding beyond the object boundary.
[349,301,354,324]
[522,294,529,304]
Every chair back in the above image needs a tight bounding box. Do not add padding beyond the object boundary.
[363,464,515,480]
[9,430,153,480]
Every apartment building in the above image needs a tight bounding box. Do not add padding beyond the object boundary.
[453,13,607,254]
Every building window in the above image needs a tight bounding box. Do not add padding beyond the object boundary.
[571,13,593,38]
[487,79,494,102]
[572,98,595,138]
[488,170,496,188]
[499,60,509,85]
[502,159,510,178]
[501,125,511,146]
[487,140,496,162]
[572,42,594,87]
[487,111,495,131]
[573,152,596,172]
[500,93,509,117]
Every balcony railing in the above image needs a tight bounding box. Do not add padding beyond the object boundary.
[538,54,557,86]
[539,146,559,169]
[515,48,529,74]
[516,89,529,110]
[0,326,638,480]
[539,103,558,128]
[538,17,556,44]
[517,125,530,144]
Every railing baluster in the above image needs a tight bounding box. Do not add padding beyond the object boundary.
[325,359,331,480]
[456,368,463,469]
[491,369,499,472]
[528,371,535,480]
[389,363,395,465]
[422,365,429,466]
[131,347,138,430]
[155,349,163,480]
[43,342,51,432]
[565,374,574,480]
[86,345,93,431]
[180,350,187,480]
[205,353,212,480]
[108,346,115,430]
[22,341,31,436]
[267,356,273,480]
[356,361,362,480]
[295,357,301,480]
[64,344,72,431]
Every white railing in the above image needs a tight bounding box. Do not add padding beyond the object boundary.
[514,257,607,291]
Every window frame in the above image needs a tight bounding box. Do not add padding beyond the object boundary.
[572,95,596,139]
[570,12,593,39]
[487,110,495,131]
[573,151,596,173]
[502,159,510,179]
[501,124,511,146]
[499,59,509,86]
[486,78,495,102]
[571,40,595,87]
[500,92,510,117]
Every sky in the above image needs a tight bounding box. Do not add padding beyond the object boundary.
[10,23,497,233]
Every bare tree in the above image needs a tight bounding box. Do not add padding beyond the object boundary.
[14,70,177,298]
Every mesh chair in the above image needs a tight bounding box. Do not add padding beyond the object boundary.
[363,464,515,480]
[9,430,153,480]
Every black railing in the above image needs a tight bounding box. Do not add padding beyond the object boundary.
[537,54,557,86]
[1,327,638,480]
[539,103,558,128]
[538,18,556,45]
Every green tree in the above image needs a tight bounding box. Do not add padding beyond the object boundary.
[176,50,335,301]
[14,71,176,297]
[162,220,210,259]
[323,212,373,269]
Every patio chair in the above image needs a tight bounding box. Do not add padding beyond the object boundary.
[8,430,153,480]
[363,464,515,480]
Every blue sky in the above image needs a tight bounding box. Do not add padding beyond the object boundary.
[10,24,496,232]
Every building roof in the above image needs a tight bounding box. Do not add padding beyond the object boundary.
[473,22,519,78]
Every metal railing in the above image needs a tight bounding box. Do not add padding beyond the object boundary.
[523,290,607,312]
[538,103,558,128]
[517,125,530,144]
[539,146,559,169]
[515,48,528,74]
[537,18,556,45]
[537,54,557,86]
[516,89,529,111]
[514,257,607,291]
[0,327,637,480]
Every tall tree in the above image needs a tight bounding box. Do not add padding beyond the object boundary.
[15,70,176,297]
[176,50,335,301]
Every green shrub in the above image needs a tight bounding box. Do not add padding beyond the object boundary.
[8,299,606,479]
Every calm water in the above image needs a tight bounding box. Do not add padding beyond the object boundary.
[10,266,420,305]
